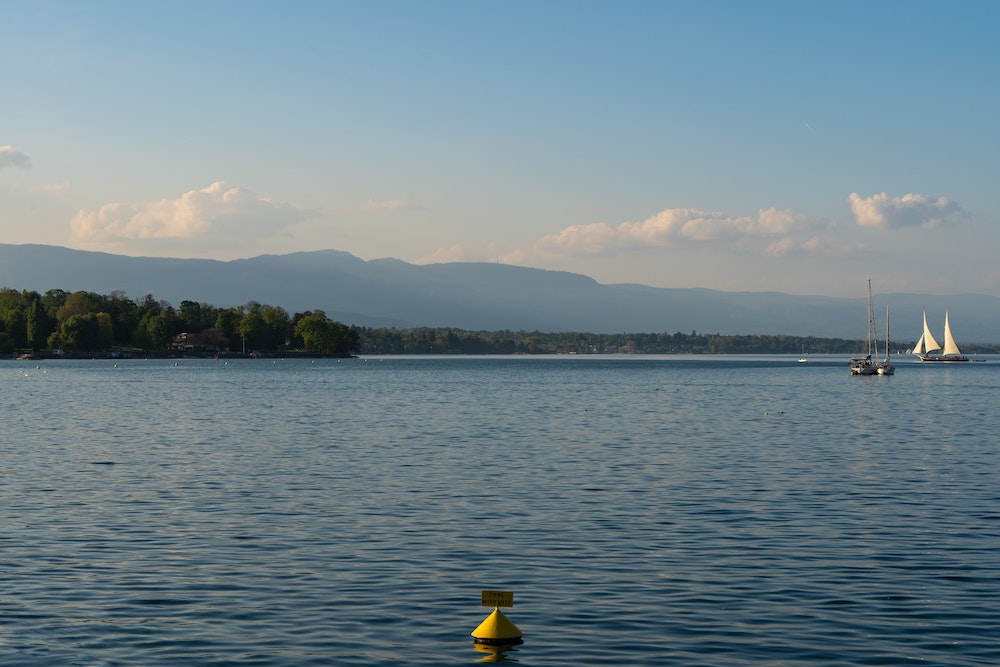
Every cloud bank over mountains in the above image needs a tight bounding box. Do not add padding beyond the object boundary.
[69,181,316,253]
[499,189,966,268]
[42,150,966,267]
[3,141,975,293]
[512,207,816,259]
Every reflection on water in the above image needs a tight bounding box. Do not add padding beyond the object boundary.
[473,642,521,662]
[1,356,998,665]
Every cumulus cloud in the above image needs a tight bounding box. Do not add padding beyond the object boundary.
[0,146,31,170]
[70,181,315,243]
[414,244,465,264]
[763,234,851,258]
[848,192,969,230]
[532,207,810,256]
[765,237,797,257]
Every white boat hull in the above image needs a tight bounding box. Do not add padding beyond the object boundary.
[850,358,878,375]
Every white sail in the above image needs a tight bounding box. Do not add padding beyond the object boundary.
[942,311,962,356]
[920,309,941,353]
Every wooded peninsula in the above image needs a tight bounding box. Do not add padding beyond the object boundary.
[2,288,997,358]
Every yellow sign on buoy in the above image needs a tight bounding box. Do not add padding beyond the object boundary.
[472,591,523,646]
[481,590,514,607]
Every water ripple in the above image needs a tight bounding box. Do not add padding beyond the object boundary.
[2,357,998,665]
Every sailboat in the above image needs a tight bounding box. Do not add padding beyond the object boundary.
[877,305,894,375]
[850,279,879,375]
[912,310,969,362]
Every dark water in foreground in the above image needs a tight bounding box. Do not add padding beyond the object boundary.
[2,355,998,666]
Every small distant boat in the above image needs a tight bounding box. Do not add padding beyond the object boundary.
[912,310,969,362]
[850,279,879,375]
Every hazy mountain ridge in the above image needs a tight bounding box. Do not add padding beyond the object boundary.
[1,244,998,342]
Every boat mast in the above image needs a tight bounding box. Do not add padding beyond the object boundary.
[866,279,876,357]
[884,305,890,361]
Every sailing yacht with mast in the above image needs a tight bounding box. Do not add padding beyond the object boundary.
[877,305,894,375]
[912,310,969,362]
[850,279,879,375]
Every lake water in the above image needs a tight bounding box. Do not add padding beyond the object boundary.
[2,355,998,666]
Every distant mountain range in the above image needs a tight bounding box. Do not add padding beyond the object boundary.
[1,243,998,343]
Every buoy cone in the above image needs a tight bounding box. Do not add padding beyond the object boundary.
[472,607,523,645]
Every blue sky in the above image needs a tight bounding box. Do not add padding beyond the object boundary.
[3,1,999,297]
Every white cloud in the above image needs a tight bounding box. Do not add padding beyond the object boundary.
[765,233,853,258]
[765,237,797,257]
[801,235,824,252]
[70,181,315,243]
[530,207,810,257]
[0,146,31,170]
[22,181,70,196]
[848,192,969,230]
[414,244,466,264]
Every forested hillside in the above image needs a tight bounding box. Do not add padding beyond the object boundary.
[9,287,995,359]
[0,288,357,357]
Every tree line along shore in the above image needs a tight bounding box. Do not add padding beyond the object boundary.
[2,288,997,359]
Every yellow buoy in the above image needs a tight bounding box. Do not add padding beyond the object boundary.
[472,607,523,645]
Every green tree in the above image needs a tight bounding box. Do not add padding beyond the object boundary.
[26,298,44,351]
[56,291,103,323]
[179,300,201,327]
[95,312,114,348]
[40,289,68,323]
[260,305,290,349]
[0,288,28,348]
[178,300,218,331]
[102,291,140,347]
[237,311,265,354]
[137,312,173,350]
[60,313,104,352]
[215,307,243,336]
[294,311,358,356]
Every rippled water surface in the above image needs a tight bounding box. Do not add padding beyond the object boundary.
[2,356,998,665]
